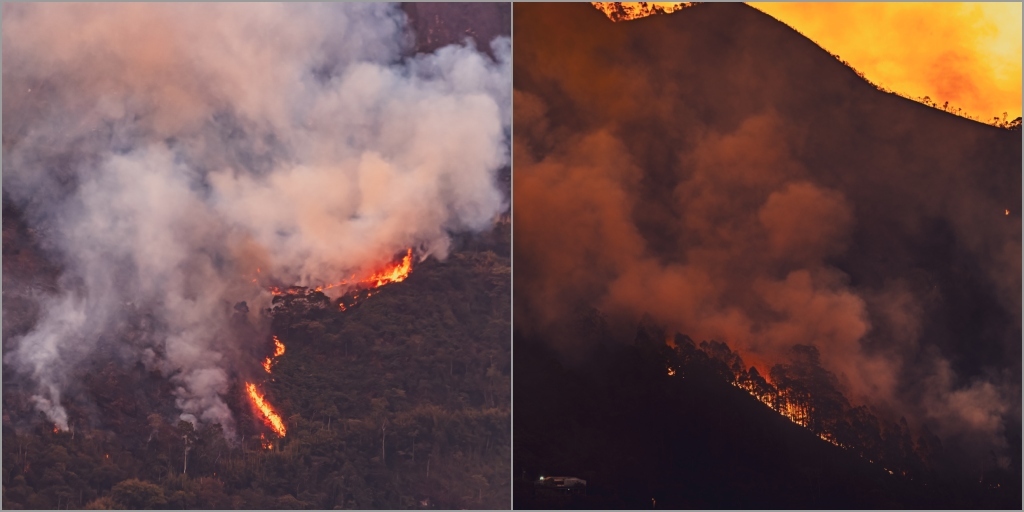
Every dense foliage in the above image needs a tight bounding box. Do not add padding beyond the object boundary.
[2,223,511,510]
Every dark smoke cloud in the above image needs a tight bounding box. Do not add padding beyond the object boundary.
[513,3,1020,470]
[3,3,510,434]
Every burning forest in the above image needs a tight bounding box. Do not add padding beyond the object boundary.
[514,3,1019,509]
[3,2,511,509]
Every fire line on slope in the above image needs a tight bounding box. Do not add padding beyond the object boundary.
[245,249,416,443]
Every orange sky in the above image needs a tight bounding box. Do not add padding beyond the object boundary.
[594,2,1022,122]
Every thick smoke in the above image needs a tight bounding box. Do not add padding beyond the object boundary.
[2,3,510,433]
[514,3,1019,471]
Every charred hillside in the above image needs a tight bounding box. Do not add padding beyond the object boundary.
[513,2,1020,508]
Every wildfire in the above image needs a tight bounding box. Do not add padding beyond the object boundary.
[262,336,286,373]
[1005,209,1010,216]
[364,248,414,288]
[592,2,694,22]
[266,248,414,297]
[260,433,274,451]
[245,382,287,437]
[337,289,380,311]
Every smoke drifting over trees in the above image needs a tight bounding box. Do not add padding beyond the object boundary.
[514,2,1019,473]
[3,3,510,434]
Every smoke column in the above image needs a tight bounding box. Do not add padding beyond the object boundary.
[2,3,510,433]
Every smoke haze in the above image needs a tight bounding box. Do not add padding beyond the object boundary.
[2,3,510,434]
[514,2,1019,471]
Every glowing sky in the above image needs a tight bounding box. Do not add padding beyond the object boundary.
[594,2,1022,121]
[749,2,1021,122]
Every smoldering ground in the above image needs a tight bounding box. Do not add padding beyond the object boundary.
[513,3,1020,472]
[2,3,510,435]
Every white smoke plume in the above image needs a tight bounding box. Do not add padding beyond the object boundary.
[2,3,510,433]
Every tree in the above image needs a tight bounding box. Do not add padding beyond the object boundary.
[109,479,167,509]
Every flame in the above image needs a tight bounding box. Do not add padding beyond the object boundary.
[245,382,286,437]
[667,366,676,376]
[364,248,414,288]
[1005,209,1010,216]
[52,425,59,434]
[262,336,286,373]
[592,2,694,22]
[266,249,414,297]
[260,433,274,451]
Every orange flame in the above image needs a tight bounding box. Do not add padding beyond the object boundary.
[245,382,286,437]
[259,433,274,451]
[668,337,847,449]
[266,249,414,297]
[364,248,414,288]
[262,336,286,373]
[592,2,694,22]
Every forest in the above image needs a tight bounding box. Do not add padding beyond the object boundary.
[2,215,511,510]
[513,312,1021,509]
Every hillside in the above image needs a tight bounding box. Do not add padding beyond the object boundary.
[2,211,511,509]
[513,3,1021,509]
[2,3,512,509]
[513,318,1017,509]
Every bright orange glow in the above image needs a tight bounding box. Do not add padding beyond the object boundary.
[268,249,414,297]
[245,382,286,437]
[259,433,274,451]
[590,2,1022,122]
[363,248,414,288]
[592,2,693,22]
[1005,209,1010,216]
[667,366,676,376]
[52,425,59,434]
[747,2,1022,121]
[262,336,286,373]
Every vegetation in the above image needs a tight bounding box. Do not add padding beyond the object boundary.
[514,312,1021,509]
[2,223,511,510]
